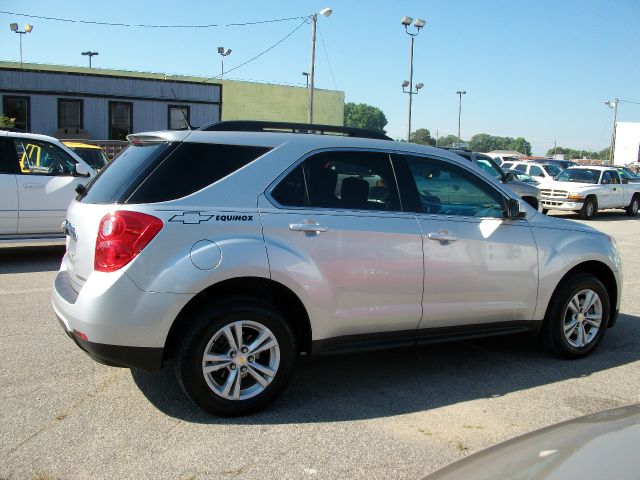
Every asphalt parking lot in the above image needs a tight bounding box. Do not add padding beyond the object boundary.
[1,210,639,480]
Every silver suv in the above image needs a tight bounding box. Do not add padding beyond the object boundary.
[52,121,622,415]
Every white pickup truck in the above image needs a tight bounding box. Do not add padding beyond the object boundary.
[540,165,640,219]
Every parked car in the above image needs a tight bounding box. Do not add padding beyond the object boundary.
[614,165,640,183]
[502,169,540,185]
[540,166,640,218]
[62,141,109,171]
[442,148,541,210]
[503,161,563,183]
[539,158,578,170]
[0,131,96,241]
[52,121,622,415]
[423,404,640,480]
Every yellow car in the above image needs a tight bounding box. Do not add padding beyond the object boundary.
[62,141,109,171]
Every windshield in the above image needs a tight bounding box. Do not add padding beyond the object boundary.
[542,164,562,176]
[71,147,109,169]
[556,168,600,184]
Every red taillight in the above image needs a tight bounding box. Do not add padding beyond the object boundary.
[94,211,163,272]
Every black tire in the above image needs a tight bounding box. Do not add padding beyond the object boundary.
[626,195,639,217]
[542,208,549,215]
[541,273,609,359]
[175,296,296,416]
[579,196,598,220]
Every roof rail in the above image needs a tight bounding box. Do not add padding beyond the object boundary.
[198,120,392,141]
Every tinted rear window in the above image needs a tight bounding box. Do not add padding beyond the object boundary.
[127,143,270,203]
[81,142,173,204]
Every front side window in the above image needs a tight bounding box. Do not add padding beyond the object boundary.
[3,96,29,132]
[272,150,400,211]
[168,105,190,130]
[406,155,504,218]
[109,102,132,140]
[58,99,83,130]
[13,139,77,176]
[476,156,503,181]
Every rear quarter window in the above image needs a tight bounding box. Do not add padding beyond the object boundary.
[128,143,270,203]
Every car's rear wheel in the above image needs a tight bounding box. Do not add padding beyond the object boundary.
[579,197,597,220]
[626,195,639,216]
[175,297,295,416]
[542,273,609,358]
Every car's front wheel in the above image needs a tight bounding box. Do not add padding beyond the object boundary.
[542,273,609,358]
[579,197,598,219]
[626,195,639,216]
[175,297,296,416]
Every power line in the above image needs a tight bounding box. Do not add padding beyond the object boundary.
[0,9,306,28]
[317,23,338,91]
[209,17,310,78]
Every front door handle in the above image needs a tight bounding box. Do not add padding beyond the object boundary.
[427,231,458,244]
[289,223,328,233]
[23,183,44,189]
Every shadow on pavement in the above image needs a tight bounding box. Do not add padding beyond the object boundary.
[132,312,640,425]
[548,211,639,222]
[0,245,65,274]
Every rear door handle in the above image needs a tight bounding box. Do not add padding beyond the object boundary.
[289,223,328,233]
[427,231,458,244]
[23,183,44,189]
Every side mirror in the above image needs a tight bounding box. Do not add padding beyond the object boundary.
[74,163,91,177]
[504,171,514,182]
[507,198,527,219]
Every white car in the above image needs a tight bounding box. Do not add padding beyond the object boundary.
[540,166,640,218]
[502,161,563,183]
[0,131,96,242]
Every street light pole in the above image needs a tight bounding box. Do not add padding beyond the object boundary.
[302,72,309,88]
[456,90,466,144]
[217,47,232,79]
[81,51,99,68]
[308,8,332,124]
[401,16,426,142]
[9,23,33,69]
[605,98,619,165]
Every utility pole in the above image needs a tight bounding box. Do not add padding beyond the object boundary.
[308,8,333,124]
[605,98,619,165]
[456,91,466,144]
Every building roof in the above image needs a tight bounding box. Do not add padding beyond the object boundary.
[0,61,337,92]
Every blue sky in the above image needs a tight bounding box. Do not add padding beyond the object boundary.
[1,0,639,154]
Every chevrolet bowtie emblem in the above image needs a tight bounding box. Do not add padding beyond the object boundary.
[169,212,214,224]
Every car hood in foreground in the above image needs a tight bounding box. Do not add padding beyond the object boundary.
[423,404,640,480]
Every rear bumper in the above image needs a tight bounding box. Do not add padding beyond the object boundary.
[52,256,193,370]
[57,315,163,369]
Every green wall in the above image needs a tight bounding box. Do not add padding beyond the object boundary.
[220,80,344,125]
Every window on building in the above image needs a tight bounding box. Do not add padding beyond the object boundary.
[168,105,190,130]
[3,96,30,132]
[109,101,133,140]
[58,99,83,130]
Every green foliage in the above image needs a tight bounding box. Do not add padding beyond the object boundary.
[545,146,607,160]
[344,102,388,132]
[0,115,15,128]
[469,133,532,155]
[410,128,436,146]
[436,134,459,147]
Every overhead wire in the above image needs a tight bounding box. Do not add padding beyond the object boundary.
[0,9,306,28]
[208,16,310,79]
[317,23,338,91]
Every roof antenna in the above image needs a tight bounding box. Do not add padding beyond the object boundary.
[170,88,192,131]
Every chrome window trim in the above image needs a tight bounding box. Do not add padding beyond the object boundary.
[264,147,408,215]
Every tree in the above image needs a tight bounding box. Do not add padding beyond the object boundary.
[436,134,459,147]
[545,146,604,160]
[410,128,436,146]
[344,102,388,132]
[469,133,532,155]
[508,137,532,156]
